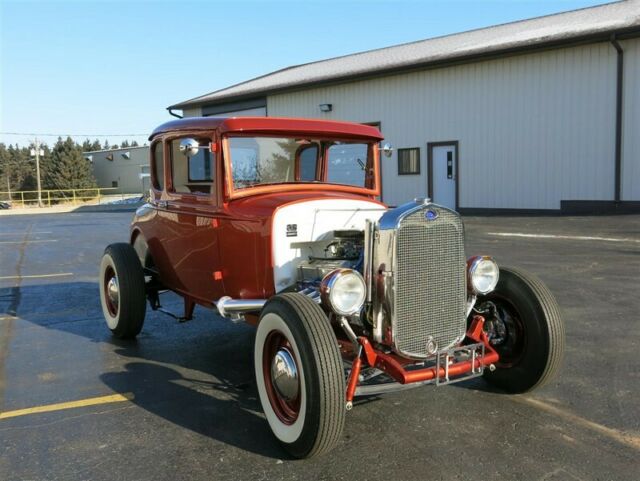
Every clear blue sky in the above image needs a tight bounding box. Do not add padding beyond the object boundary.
[1,0,611,147]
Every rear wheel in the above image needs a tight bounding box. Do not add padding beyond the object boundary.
[254,293,345,458]
[99,243,146,339]
[479,267,564,393]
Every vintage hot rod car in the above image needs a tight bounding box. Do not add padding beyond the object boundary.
[99,117,564,458]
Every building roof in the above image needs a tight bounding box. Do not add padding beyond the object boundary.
[170,0,640,110]
[83,145,149,154]
[149,117,384,140]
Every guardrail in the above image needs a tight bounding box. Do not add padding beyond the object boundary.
[0,188,138,208]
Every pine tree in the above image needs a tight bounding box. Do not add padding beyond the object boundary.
[46,137,97,190]
[131,140,139,147]
[104,139,110,150]
[121,140,130,148]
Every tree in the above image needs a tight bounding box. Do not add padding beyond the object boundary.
[121,140,130,148]
[81,138,101,152]
[104,139,110,150]
[131,140,139,147]
[46,137,97,190]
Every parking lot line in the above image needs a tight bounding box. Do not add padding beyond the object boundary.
[0,231,52,236]
[488,232,640,243]
[517,396,640,451]
[0,239,58,245]
[0,273,73,280]
[0,393,134,420]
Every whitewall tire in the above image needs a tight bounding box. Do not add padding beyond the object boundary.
[99,243,146,339]
[254,293,345,458]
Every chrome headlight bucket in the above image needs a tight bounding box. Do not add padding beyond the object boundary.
[467,256,499,295]
[320,268,366,316]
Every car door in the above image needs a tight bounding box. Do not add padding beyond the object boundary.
[158,134,223,304]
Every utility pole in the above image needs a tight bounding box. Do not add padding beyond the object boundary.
[30,138,44,207]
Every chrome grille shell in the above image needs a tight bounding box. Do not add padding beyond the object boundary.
[370,201,467,359]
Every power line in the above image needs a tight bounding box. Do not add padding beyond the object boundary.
[0,131,148,137]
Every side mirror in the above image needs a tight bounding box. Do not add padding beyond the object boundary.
[179,138,200,157]
[381,143,394,158]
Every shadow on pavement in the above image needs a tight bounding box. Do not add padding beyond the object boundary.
[0,281,286,459]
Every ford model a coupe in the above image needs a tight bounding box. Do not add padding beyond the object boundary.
[99,117,564,458]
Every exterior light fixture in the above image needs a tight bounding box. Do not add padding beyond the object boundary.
[319,103,333,112]
[121,151,131,160]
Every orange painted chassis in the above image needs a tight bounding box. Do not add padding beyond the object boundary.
[343,315,500,402]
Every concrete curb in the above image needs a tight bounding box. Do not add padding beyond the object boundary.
[0,203,141,216]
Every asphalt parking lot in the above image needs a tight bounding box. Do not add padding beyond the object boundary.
[0,211,638,481]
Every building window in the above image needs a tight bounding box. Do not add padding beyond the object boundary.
[152,141,164,190]
[398,148,420,175]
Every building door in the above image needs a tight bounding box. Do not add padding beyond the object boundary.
[428,142,458,210]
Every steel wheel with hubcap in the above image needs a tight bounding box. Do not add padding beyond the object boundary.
[99,243,147,339]
[255,293,345,459]
[478,266,564,393]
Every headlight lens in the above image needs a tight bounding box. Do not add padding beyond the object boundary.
[468,256,499,295]
[320,269,366,316]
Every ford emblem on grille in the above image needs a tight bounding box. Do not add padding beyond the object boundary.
[425,209,438,221]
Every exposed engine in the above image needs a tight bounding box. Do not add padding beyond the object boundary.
[297,230,364,284]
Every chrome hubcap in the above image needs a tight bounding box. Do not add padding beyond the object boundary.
[107,276,119,311]
[270,348,299,401]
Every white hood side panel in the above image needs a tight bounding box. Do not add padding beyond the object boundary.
[271,199,386,291]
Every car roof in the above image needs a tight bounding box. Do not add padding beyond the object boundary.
[149,116,384,141]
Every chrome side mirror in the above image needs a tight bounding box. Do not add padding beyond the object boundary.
[179,138,200,157]
[381,142,394,158]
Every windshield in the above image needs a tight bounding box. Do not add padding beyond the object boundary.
[227,136,375,190]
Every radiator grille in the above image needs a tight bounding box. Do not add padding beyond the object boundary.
[394,207,466,358]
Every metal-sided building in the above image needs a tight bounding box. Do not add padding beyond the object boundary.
[169,1,640,213]
[84,146,150,195]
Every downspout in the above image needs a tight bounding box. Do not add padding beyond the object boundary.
[610,35,623,203]
[167,108,183,119]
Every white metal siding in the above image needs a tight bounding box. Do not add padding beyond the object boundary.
[89,147,149,194]
[268,42,627,209]
[182,108,201,118]
[623,38,640,201]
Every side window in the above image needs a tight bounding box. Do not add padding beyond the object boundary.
[152,142,164,190]
[297,145,318,181]
[169,137,215,195]
[326,142,368,187]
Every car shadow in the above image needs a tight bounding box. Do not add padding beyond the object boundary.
[0,281,286,459]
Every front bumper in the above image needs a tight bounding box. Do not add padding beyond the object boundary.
[343,316,499,402]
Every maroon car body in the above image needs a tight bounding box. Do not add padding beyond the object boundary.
[99,117,564,458]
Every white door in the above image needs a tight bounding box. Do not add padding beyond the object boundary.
[431,144,457,210]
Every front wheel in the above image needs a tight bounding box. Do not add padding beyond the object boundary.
[254,293,345,458]
[478,267,565,393]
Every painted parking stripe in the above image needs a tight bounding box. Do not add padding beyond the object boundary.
[0,393,134,420]
[0,239,57,245]
[0,273,73,280]
[488,232,640,244]
[517,396,640,451]
[0,231,52,236]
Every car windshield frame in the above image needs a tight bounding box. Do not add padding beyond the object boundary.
[222,133,381,200]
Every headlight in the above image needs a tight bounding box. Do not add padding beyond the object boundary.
[320,269,366,316]
[468,256,499,295]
